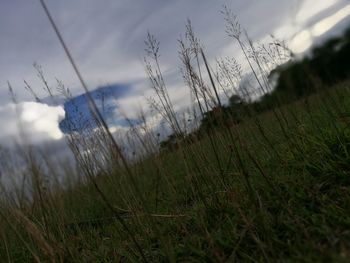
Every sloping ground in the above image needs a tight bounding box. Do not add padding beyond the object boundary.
[1,81,350,262]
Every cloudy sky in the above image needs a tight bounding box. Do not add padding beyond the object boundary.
[0,0,350,147]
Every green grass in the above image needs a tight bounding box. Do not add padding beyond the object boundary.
[3,7,348,261]
[2,81,350,262]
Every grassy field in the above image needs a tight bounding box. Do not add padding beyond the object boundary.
[1,80,350,262]
[2,6,350,261]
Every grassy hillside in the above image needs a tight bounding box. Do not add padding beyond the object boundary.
[2,12,350,263]
[1,81,350,262]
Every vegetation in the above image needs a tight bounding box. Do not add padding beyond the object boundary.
[1,5,350,262]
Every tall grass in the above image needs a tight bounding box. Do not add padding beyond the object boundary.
[1,2,350,262]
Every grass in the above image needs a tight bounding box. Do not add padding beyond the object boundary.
[1,81,350,262]
[1,3,350,262]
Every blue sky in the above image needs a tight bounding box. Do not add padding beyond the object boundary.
[0,0,349,146]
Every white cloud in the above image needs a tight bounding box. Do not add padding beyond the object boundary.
[0,102,65,145]
[296,0,338,24]
[311,3,350,37]
[289,29,314,53]
[289,2,350,53]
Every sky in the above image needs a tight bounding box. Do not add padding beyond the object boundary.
[0,0,350,148]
